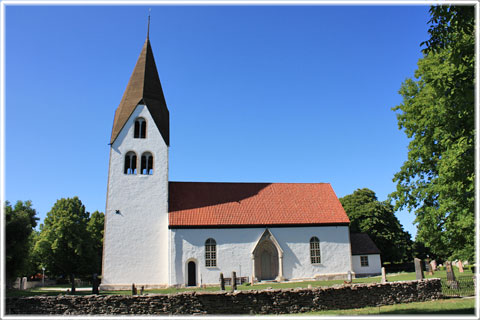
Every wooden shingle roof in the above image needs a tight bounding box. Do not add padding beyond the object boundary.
[110,38,169,145]
[168,182,350,228]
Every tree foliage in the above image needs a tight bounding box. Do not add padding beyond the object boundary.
[34,197,97,291]
[5,200,39,281]
[86,210,105,275]
[340,188,412,263]
[390,5,475,261]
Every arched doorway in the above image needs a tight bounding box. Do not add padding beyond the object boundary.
[187,261,196,286]
[256,241,279,280]
[252,229,284,282]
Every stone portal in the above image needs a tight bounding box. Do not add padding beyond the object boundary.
[252,229,284,282]
[256,240,279,280]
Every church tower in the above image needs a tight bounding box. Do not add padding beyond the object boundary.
[101,33,170,290]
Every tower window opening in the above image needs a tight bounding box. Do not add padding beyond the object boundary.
[141,152,153,175]
[134,118,146,138]
[124,152,137,175]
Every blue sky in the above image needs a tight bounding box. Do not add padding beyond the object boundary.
[4,4,432,238]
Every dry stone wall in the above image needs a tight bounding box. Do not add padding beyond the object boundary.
[6,279,442,315]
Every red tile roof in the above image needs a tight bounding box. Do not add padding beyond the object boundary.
[169,182,350,228]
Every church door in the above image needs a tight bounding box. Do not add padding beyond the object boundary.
[187,261,196,286]
[255,240,279,281]
[261,251,273,280]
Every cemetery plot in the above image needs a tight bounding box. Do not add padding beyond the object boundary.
[440,275,475,297]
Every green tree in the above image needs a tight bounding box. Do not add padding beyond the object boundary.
[5,200,39,283]
[35,197,94,292]
[340,188,412,263]
[390,5,475,261]
[86,210,104,275]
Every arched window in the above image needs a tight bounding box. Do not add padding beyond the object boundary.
[205,238,217,267]
[124,152,137,175]
[310,237,321,264]
[141,152,153,175]
[134,118,146,139]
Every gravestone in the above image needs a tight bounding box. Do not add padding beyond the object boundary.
[232,271,237,291]
[414,258,424,280]
[220,273,225,291]
[21,277,28,290]
[14,277,21,290]
[347,270,352,283]
[381,267,387,283]
[131,283,137,295]
[140,286,144,295]
[92,273,99,294]
[430,260,437,271]
[458,260,464,273]
[446,261,459,289]
[446,261,456,281]
[425,260,433,275]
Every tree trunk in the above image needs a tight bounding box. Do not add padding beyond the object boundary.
[70,273,76,294]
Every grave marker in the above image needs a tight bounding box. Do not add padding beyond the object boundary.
[414,258,424,280]
[425,260,433,275]
[381,267,387,283]
[430,260,437,271]
[458,260,464,273]
[446,261,456,281]
[220,273,225,291]
[232,271,237,291]
[21,277,27,290]
[92,273,99,294]
[446,261,459,289]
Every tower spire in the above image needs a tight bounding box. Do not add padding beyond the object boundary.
[110,20,170,146]
[147,8,151,40]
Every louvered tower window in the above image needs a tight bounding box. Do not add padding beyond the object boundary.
[205,238,217,267]
[141,152,153,175]
[310,236,321,264]
[124,151,137,175]
[134,118,146,138]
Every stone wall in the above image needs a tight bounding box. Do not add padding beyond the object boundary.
[6,279,442,315]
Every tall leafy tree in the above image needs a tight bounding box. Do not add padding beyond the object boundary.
[86,210,104,275]
[5,200,39,283]
[340,188,412,263]
[35,197,94,292]
[390,5,475,261]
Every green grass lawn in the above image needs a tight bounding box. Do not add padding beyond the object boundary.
[7,269,474,297]
[298,297,475,315]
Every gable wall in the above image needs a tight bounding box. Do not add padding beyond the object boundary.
[169,226,352,286]
[352,254,382,275]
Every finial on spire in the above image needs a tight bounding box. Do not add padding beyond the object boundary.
[147,8,151,40]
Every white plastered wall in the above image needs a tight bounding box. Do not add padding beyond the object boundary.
[101,105,169,289]
[352,254,382,275]
[169,226,352,286]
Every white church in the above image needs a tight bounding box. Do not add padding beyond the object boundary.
[100,35,381,290]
